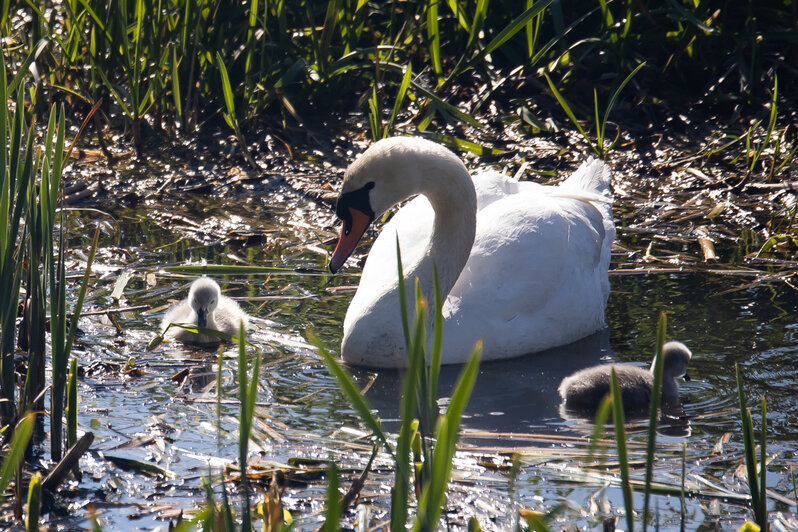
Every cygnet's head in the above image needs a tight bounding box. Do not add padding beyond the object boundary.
[656,341,692,381]
[188,278,221,327]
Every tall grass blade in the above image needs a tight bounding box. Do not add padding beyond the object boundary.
[395,237,411,348]
[8,39,48,95]
[384,63,412,137]
[313,335,394,459]
[323,462,341,532]
[66,358,78,450]
[758,395,767,527]
[736,363,765,527]
[587,394,612,463]
[25,472,41,531]
[543,73,594,154]
[483,0,554,57]
[52,225,99,460]
[319,0,343,76]
[237,321,259,532]
[611,368,634,532]
[599,62,645,155]
[680,442,686,532]
[216,52,257,171]
[415,341,481,531]
[642,312,667,530]
[427,268,443,428]
[427,0,443,86]
[0,413,35,497]
[466,0,490,53]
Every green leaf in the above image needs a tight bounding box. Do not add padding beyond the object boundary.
[611,368,634,532]
[427,0,443,85]
[311,333,394,461]
[643,312,667,526]
[0,413,35,497]
[483,0,554,56]
[323,462,341,532]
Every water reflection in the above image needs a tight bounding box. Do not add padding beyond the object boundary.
[360,330,612,436]
[60,191,798,529]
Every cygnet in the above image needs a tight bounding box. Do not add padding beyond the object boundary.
[558,341,692,414]
[160,277,248,345]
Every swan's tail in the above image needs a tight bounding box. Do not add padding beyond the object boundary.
[560,157,612,196]
[555,157,613,220]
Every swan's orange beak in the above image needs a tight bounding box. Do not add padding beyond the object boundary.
[329,207,372,273]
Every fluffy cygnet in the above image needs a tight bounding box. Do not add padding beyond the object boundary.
[558,341,692,414]
[161,277,248,345]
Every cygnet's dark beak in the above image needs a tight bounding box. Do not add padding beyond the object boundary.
[196,308,207,328]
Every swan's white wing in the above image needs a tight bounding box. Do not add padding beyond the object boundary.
[162,301,192,332]
[441,188,611,363]
[351,171,522,310]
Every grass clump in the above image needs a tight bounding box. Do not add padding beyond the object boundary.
[0,46,96,521]
[315,240,481,530]
[2,1,795,161]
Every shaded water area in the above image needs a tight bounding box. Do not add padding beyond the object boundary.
[41,153,798,530]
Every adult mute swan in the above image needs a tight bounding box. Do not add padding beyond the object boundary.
[558,341,692,414]
[329,136,614,368]
[161,277,248,345]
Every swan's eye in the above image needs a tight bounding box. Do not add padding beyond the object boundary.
[335,182,376,223]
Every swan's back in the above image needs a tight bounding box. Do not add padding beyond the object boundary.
[214,298,249,336]
[439,164,614,362]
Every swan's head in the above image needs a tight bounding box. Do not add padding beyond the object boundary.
[656,341,692,381]
[188,277,221,327]
[329,137,466,273]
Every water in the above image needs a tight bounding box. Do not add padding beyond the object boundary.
[48,178,798,530]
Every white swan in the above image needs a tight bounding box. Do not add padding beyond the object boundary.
[329,136,614,367]
[558,340,692,413]
[161,277,248,345]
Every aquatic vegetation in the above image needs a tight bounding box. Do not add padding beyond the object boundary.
[1,2,797,530]
[316,244,481,530]
[736,364,768,529]
[0,1,793,163]
[544,62,645,159]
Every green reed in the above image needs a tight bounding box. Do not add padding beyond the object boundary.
[3,0,790,164]
[544,61,644,159]
[642,312,667,530]
[317,238,481,530]
[610,367,634,532]
[25,472,42,532]
[0,48,97,524]
[736,364,768,529]
[0,414,35,499]
[237,322,260,532]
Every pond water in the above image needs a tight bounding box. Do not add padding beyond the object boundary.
[51,164,798,530]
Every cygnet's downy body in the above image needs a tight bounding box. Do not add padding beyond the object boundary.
[558,341,692,415]
[161,277,248,345]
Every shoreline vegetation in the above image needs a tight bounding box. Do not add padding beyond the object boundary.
[2,1,797,530]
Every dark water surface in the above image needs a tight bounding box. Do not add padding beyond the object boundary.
[54,179,798,530]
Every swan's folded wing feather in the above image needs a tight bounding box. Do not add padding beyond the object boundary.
[444,191,610,360]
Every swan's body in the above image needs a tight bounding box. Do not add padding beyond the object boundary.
[558,341,692,413]
[329,137,614,368]
[161,277,248,345]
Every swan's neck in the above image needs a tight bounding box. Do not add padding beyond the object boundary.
[404,168,477,305]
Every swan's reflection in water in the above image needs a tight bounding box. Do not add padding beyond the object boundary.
[359,329,690,442]
[361,331,609,434]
